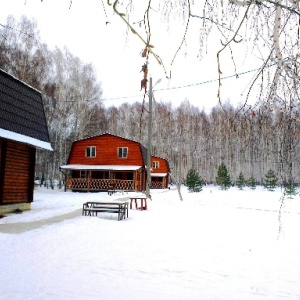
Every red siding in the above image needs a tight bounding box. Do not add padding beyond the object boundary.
[68,134,144,166]
[151,156,169,174]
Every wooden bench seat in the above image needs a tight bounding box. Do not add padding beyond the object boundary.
[107,189,127,196]
[129,197,148,210]
[82,201,128,221]
[107,190,116,196]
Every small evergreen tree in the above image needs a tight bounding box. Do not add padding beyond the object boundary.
[216,163,231,190]
[236,172,245,190]
[185,169,204,192]
[247,176,256,190]
[264,169,277,191]
[284,181,297,198]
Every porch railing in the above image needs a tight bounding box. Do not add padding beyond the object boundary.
[66,178,135,191]
[150,181,163,188]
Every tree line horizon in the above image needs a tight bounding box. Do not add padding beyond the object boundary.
[0,16,299,188]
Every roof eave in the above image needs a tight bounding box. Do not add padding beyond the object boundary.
[0,128,53,151]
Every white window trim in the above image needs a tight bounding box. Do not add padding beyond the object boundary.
[152,161,159,169]
[86,146,96,158]
[118,147,128,158]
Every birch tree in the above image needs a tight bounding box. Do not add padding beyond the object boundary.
[0,16,105,182]
[102,1,300,107]
[0,15,48,89]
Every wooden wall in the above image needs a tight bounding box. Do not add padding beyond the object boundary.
[151,156,169,174]
[150,156,169,189]
[0,139,36,205]
[0,139,3,202]
[68,134,144,166]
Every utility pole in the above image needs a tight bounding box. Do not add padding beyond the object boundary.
[146,77,153,199]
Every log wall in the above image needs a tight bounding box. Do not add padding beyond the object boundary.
[0,139,36,205]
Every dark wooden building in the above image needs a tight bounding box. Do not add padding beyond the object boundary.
[0,69,52,214]
[60,133,169,192]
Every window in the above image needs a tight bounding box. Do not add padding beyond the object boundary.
[118,147,128,158]
[86,146,96,158]
[152,161,159,169]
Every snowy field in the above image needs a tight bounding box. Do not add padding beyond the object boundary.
[1,185,300,299]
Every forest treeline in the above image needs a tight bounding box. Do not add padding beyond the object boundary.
[1,16,300,187]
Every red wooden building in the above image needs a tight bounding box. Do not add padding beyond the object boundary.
[60,133,169,192]
[150,155,170,189]
[0,69,52,214]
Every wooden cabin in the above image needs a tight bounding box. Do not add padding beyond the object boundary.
[150,155,170,189]
[60,133,169,192]
[0,69,52,214]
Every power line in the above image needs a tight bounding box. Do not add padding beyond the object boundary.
[156,68,260,92]
[102,66,263,102]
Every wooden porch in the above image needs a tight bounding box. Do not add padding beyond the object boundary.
[66,178,135,191]
[61,167,146,192]
[150,181,163,189]
[150,173,169,189]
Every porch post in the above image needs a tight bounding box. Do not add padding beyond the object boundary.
[87,170,91,192]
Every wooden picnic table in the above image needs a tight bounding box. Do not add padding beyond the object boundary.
[82,201,129,220]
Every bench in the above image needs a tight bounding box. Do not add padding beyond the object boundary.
[129,197,148,210]
[82,202,128,221]
[107,190,116,196]
[107,189,126,196]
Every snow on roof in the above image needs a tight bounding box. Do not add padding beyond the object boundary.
[0,128,53,151]
[151,173,168,177]
[73,132,143,145]
[60,164,142,171]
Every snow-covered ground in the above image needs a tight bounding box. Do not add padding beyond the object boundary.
[0,185,300,299]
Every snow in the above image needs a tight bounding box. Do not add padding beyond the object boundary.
[0,128,53,151]
[151,172,168,177]
[60,164,142,171]
[0,185,300,299]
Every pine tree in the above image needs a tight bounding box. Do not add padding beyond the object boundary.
[216,163,231,190]
[236,172,245,190]
[247,176,256,190]
[285,181,297,198]
[185,169,204,192]
[264,169,277,191]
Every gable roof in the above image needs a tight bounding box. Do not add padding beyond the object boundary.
[72,133,148,165]
[0,69,52,150]
[151,155,170,173]
[73,132,142,145]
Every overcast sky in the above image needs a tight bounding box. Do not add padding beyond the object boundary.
[0,0,263,111]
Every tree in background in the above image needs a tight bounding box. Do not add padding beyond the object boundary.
[0,15,105,184]
[236,172,245,190]
[105,1,300,195]
[284,181,297,198]
[104,1,300,115]
[247,176,256,190]
[216,163,231,190]
[3,16,300,189]
[185,169,204,193]
[264,170,277,191]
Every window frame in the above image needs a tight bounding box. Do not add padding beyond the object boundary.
[152,161,159,169]
[86,146,96,158]
[118,147,128,158]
